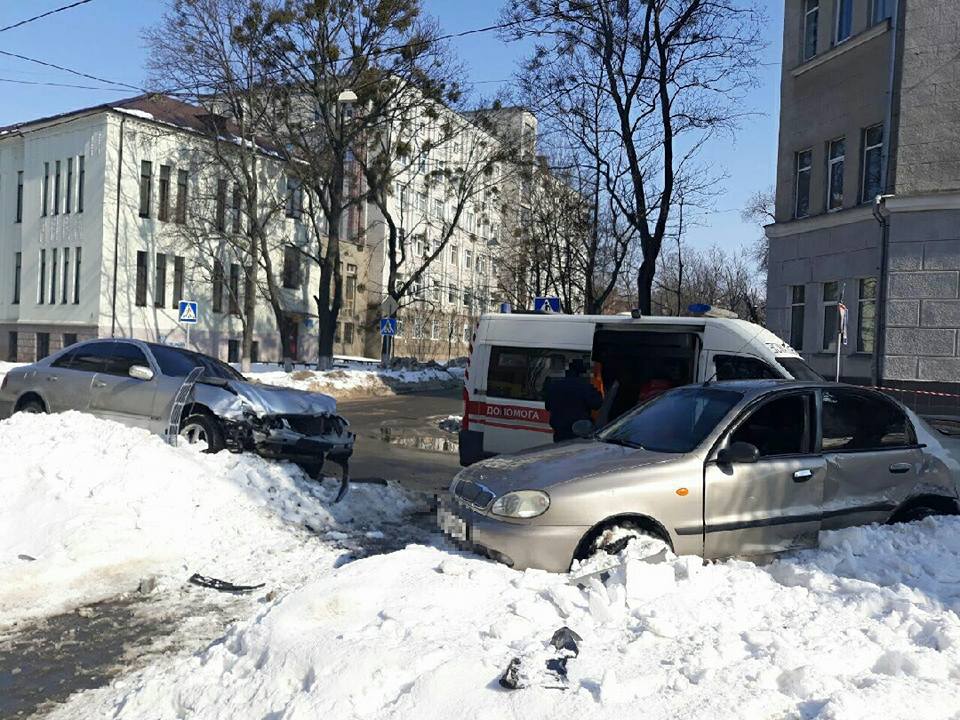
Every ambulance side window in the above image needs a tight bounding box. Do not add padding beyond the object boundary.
[487,346,591,402]
[713,354,781,381]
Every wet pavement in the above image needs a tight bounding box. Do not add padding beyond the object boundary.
[3,389,463,719]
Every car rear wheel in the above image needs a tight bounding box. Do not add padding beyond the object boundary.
[16,397,45,414]
[180,414,225,453]
[892,505,939,524]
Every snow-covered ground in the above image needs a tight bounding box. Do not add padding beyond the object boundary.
[46,515,960,719]
[0,412,424,629]
[245,362,465,400]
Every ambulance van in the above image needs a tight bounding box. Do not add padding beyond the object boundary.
[458,313,820,466]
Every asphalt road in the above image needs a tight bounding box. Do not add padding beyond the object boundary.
[336,387,463,494]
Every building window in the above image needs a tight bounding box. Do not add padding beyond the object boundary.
[155,253,167,308]
[789,285,805,350]
[228,339,240,363]
[821,281,840,351]
[872,0,893,23]
[74,247,81,303]
[282,245,301,289]
[63,333,78,348]
[285,177,302,219]
[857,277,877,353]
[835,0,852,43]
[232,186,242,233]
[158,165,171,222]
[77,156,85,213]
[802,0,819,61]
[36,332,50,360]
[15,170,23,223]
[172,255,185,308]
[216,179,227,232]
[50,248,58,305]
[861,124,884,204]
[135,251,148,306]
[345,264,357,312]
[139,161,152,218]
[62,248,70,304]
[229,263,240,314]
[176,169,188,224]
[450,244,458,265]
[7,331,17,362]
[344,322,354,344]
[794,149,812,218]
[12,251,21,305]
[42,162,49,216]
[212,261,224,313]
[433,199,444,220]
[66,158,73,214]
[827,138,845,211]
[53,160,61,215]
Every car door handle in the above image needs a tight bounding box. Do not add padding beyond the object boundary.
[793,469,814,482]
[889,463,911,474]
[46,375,59,382]
[93,380,107,388]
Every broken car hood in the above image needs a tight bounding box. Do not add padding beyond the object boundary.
[230,381,337,417]
[456,440,674,497]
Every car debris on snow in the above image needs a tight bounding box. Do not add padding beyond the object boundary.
[188,573,266,594]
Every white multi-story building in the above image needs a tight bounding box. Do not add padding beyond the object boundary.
[0,95,539,364]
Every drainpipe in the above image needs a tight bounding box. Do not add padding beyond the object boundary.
[872,195,893,388]
[872,0,902,388]
[110,115,126,338]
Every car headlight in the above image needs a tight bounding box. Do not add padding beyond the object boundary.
[491,490,550,519]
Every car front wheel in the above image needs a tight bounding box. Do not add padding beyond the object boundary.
[180,414,225,453]
[16,397,46,414]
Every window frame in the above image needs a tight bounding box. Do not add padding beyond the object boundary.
[789,284,805,350]
[835,0,853,44]
[860,124,884,204]
[158,165,171,222]
[486,345,593,403]
[77,156,85,213]
[826,137,845,211]
[712,354,782,382]
[12,251,21,305]
[66,157,73,214]
[139,160,153,218]
[135,250,148,307]
[53,160,61,215]
[856,277,877,353]
[794,148,813,219]
[73,246,81,304]
[15,170,23,223]
[154,253,167,309]
[820,281,841,352]
[802,0,819,61]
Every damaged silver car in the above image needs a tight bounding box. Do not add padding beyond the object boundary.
[441,380,960,572]
[0,339,354,479]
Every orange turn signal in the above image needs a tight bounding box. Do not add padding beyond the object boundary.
[676,488,689,497]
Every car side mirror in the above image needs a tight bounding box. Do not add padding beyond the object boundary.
[572,419,595,438]
[717,441,759,465]
[129,364,154,382]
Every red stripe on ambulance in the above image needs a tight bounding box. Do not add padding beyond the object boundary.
[466,400,550,426]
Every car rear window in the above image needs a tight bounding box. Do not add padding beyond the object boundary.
[486,346,591,402]
[598,386,743,454]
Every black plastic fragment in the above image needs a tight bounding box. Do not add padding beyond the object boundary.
[550,626,582,656]
[188,573,265,594]
[499,657,524,689]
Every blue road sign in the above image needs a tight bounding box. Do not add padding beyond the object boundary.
[178,300,199,324]
[534,297,561,313]
[380,317,398,336]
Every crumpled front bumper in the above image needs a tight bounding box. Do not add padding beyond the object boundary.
[439,499,586,573]
[247,413,355,465]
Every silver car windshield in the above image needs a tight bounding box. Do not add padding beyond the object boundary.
[148,344,245,381]
[598,386,743,453]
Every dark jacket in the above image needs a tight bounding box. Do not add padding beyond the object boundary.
[544,375,603,442]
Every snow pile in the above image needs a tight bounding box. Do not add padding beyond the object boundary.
[53,519,960,719]
[0,412,421,627]
[246,362,463,400]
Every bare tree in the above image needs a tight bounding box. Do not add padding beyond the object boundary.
[741,186,775,272]
[234,0,464,369]
[504,0,764,314]
[145,0,295,369]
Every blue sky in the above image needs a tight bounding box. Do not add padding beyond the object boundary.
[0,0,783,251]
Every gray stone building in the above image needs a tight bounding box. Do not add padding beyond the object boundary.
[766,0,960,407]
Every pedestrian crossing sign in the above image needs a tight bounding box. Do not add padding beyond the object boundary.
[380,318,398,336]
[178,300,199,324]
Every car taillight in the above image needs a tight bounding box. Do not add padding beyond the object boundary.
[461,386,470,431]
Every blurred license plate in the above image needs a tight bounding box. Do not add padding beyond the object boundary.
[438,504,468,542]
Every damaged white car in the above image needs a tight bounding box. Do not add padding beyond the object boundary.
[0,339,354,482]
